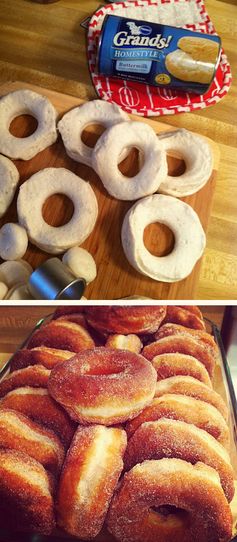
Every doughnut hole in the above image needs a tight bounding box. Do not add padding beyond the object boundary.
[166,150,186,177]
[143,222,175,257]
[81,123,106,148]
[9,114,38,138]
[118,147,143,178]
[149,505,190,528]
[42,194,74,227]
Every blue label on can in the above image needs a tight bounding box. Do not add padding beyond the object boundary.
[98,15,221,94]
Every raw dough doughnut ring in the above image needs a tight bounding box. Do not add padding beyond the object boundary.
[92,121,167,201]
[0,223,28,260]
[17,168,98,254]
[107,458,232,542]
[0,89,57,160]
[123,419,234,502]
[0,155,19,218]
[0,449,55,534]
[158,129,213,197]
[151,353,212,388]
[125,394,229,448]
[48,347,157,425]
[57,425,127,538]
[121,195,206,282]
[58,99,129,166]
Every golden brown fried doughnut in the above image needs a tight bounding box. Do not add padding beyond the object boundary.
[10,346,75,372]
[0,449,55,534]
[151,353,212,387]
[155,376,228,421]
[53,306,85,319]
[84,306,167,335]
[105,334,142,354]
[48,347,157,425]
[107,459,232,542]
[0,408,65,474]
[57,425,127,538]
[28,320,94,352]
[0,387,76,448]
[0,365,50,397]
[123,419,234,502]
[155,323,219,362]
[142,335,215,378]
[177,306,204,319]
[162,305,205,330]
[125,394,229,448]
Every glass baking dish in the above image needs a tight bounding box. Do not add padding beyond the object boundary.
[0,315,236,542]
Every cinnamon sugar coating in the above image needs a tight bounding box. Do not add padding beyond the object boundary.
[155,323,219,362]
[0,365,50,397]
[48,347,157,425]
[162,306,205,330]
[57,425,127,539]
[0,408,65,474]
[142,335,215,378]
[123,419,234,501]
[0,449,55,534]
[0,387,76,448]
[105,334,142,354]
[28,320,94,352]
[151,353,212,387]
[125,394,229,448]
[84,306,167,335]
[10,347,75,372]
[107,458,232,542]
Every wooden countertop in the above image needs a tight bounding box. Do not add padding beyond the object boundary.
[0,0,236,300]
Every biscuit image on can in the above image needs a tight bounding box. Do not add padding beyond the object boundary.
[178,37,220,63]
[165,46,217,85]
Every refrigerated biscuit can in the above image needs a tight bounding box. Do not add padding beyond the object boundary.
[97,15,221,95]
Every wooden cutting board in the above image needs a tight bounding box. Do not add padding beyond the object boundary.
[0,81,220,300]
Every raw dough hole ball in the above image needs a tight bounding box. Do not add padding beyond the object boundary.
[0,89,57,160]
[0,223,28,261]
[0,155,20,218]
[121,194,206,282]
[58,99,129,167]
[158,129,213,197]
[92,121,167,201]
[0,282,8,299]
[62,247,97,284]
[0,260,33,288]
[17,168,98,254]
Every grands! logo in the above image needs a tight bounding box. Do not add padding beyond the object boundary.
[113,21,173,49]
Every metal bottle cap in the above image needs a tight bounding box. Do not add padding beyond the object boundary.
[28,258,86,300]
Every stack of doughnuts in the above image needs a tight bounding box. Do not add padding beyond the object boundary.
[0,305,234,541]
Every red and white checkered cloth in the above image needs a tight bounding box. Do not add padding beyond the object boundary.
[87,0,232,116]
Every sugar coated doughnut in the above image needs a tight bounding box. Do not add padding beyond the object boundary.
[158,130,213,197]
[92,121,167,200]
[0,408,65,474]
[155,376,228,421]
[107,458,232,542]
[0,365,50,398]
[48,347,157,425]
[125,394,229,448]
[58,99,129,166]
[161,305,206,330]
[142,335,215,378]
[0,259,32,287]
[85,306,167,335]
[57,425,127,538]
[28,319,95,352]
[10,347,75,372]
[0,89,57,160]
[151,353,212,387]
[0,155,19,218]
[17,168,98,254]
[0,387,76,448]
[123,419,234,502]
[0,449,55,534]
[62,246,97,284]
[121,194,206,282]
[165,48,215,84]
[0,223,28,260]
[105,334,142,354]
[155,323,219,362]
